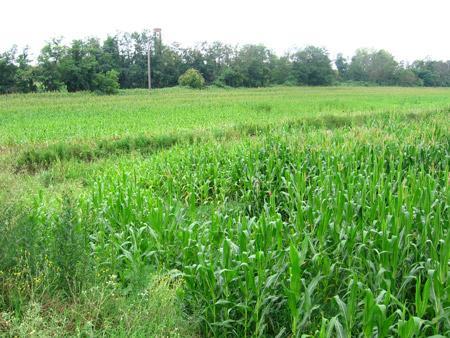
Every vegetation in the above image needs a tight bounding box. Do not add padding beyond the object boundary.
[0,86,449,336]
[92,70,120,95]
[178,68,205,89]
[1,32,450,95]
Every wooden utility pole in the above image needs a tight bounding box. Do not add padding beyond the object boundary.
[147,37,152,90]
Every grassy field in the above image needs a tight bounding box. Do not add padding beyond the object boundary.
[0,86,449,337]
[2,86,450,145]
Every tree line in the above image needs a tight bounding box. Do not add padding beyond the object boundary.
[1,30,450,94]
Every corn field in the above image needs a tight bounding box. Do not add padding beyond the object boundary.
[0,87,449,336]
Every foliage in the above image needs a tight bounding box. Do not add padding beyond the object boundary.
[395,67,423,86]
[347,48,417,86]
[36,38,67,91]
[412,60,450,87]
[1,271,196,336]
[335,53,349,81]
[0,47,36,94]
[216,67,244,87]
[232,44,275,87]
[93,70,120,94]
[291,46,335,85]
[0,87,449,336]
[178,68,205,89]
[272,55,294,84]
[1,32,450,94]
[0,48,18,94]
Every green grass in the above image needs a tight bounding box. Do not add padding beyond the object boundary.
[1,86,450,146]
[0,86,449,337]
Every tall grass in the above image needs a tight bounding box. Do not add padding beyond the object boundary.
[77,118,447,336]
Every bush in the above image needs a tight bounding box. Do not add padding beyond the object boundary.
[92,70,120,95]
[178,68,205,89]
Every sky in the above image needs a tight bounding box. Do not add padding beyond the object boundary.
[1,0,449,62]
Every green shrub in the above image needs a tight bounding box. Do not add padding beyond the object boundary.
[93,70,120,95]
[178,68,205,89]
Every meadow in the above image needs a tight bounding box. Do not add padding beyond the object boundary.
[0,86,449,337]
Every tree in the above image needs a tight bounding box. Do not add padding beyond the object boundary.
[59,39,101,92]
[100,35,121,73]
[216,67,244,87]
[202,42,234,83]
[0,47,37,94]
[37,38,66,91]
[0,47,19,94]
[151,44,184,88]
[93,70,120,94]
[394,66,421,87]
[272,55,293,85]
[3,30,450,95]
[291,46,335,85]
[15,48,37,93]
[118,31,151,89]
[335,53,349,81]
[233,45,275,87]
[347,49,371,82]
[412,60,450,87]
[348,49,398,85]
[368,50,397,85]
[178,68,205,88]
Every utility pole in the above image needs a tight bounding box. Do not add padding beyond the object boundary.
[147,36,152,90]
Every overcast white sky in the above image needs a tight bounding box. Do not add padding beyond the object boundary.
[1,0,449,62]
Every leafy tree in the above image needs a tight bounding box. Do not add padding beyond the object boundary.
[335,53,349,81]
[178,68,205,88]
[3,30,450,95]
[368,50,397,85]
[15,48,37,93]
[412,60,450,87]
[118,31,151,89]
[93,70,120,94]
[272,55,293,85]
[37,38,66,91]
[233,45,274,87]
[151,44,184,88]
[0,47,36,94]
[348,49,398,85]
[100,35,121,73]
[0,47,19,94]
[291,46,335,85]
[347,49,371,82]
[216,67,244,87]
[202,42,234,83]
[181,46,208,81]
[394,66,422,87]
[60,39,101,92]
